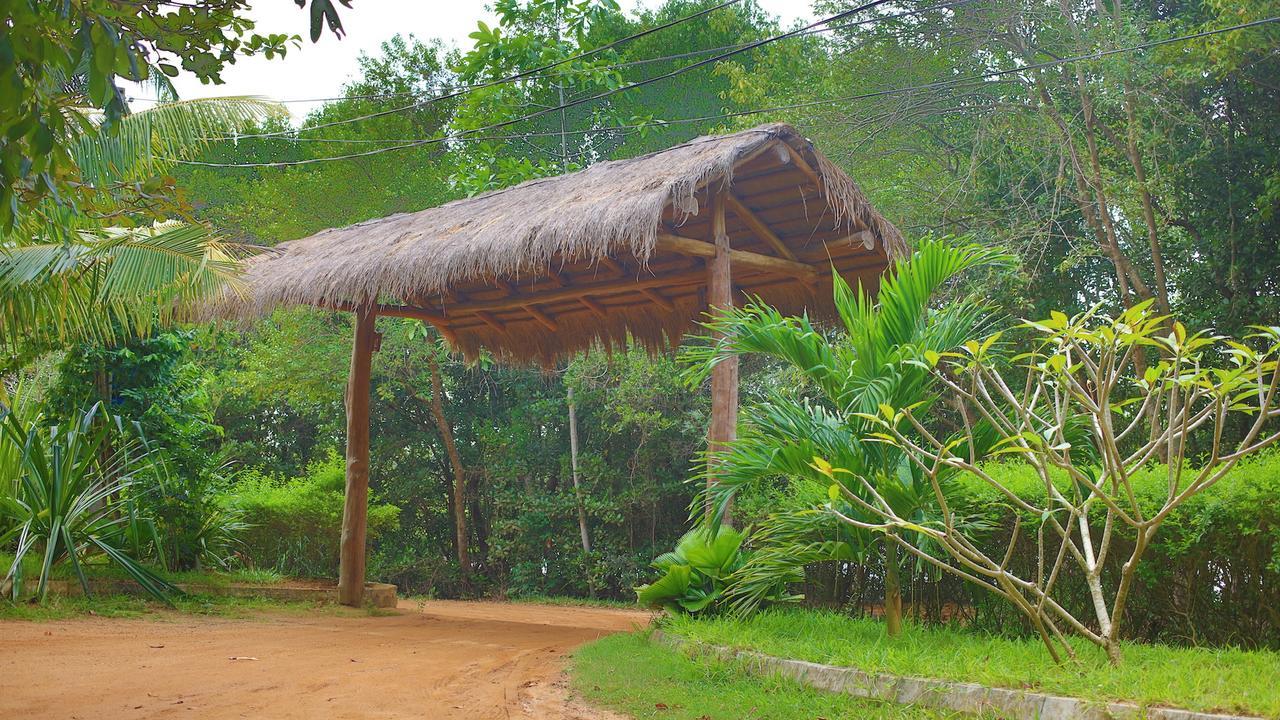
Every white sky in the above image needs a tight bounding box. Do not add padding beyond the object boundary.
[147,1,815,120]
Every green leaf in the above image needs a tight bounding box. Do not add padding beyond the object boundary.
[635,564,692,609]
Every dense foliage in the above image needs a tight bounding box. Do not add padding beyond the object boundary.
[229,452,400,578]
[729,455,1280,650]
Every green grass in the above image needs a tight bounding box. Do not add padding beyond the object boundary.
[400,593,637,609]
[571,632,972,719]
[662,610,1280,717]
[505,593,638,609]
[0,592,344,622]
[1,551,289,586]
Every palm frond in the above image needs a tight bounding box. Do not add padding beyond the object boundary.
[72,97,283,185]
[0,222,247,354]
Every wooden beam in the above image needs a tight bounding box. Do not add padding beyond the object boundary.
[365,238,829,327]
[598,256,626,276]
[522,304,558,332]
[781,140,823,189]
[421,268,705,316]
[706,192,737,527]
[334,301,446,324]
[338,305,376,607]
[475,311,506,334]
[540,268,566,288]
[656,232,817,279]
[641,288,676,311]
[579,297,608,318]
[724,194,797,261]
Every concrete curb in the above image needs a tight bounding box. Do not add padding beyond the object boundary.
[650,631,1260,720]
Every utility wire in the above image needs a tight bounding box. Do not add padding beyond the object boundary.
[170,15,1280,169]
[132,0,981,107]
[182,0,899,160]
[217,0,742,140]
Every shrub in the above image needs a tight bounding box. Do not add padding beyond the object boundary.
[0,403,175,601]
[851,305,1279,663]
[226,451,400,578]
[637,525,792,613]
[733,453,1280,650]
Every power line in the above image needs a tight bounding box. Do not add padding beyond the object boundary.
[132,0,982,107]
[173,0,898,165]
[170,16,1280,169]
[218,0,743,140]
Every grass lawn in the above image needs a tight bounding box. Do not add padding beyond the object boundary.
[662,610,1280,717]
[571,631,973,719]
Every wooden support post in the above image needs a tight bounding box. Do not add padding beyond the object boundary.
[338,305,376,607]
[707,191,738,527]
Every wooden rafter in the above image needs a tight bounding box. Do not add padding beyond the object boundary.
[641,288,676,311]
[475,311,507,334]
[522,304,558,332]
[723,193,797,261]
[579,297,608,318]
[780,140,823,189]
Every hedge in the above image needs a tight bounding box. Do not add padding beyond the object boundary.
[791,453,1280,649]
[226,452,400,578]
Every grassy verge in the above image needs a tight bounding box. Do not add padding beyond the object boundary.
[663,610,1280,717]
[399,593,637,609]
[571,631,971,719]
[0,592,350,622]
[1,552,288,587]
[505,593,637,609]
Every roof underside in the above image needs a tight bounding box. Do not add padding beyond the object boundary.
[222,123,907,365]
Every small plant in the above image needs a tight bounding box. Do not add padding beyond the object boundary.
[0,403,175,602]
[845,303,1280,664]
[636,525,789,613]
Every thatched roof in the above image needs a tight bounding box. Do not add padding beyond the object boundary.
[221,123,906,364]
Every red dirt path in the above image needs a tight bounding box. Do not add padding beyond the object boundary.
[0,599,652,719]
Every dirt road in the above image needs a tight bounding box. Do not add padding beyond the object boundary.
[0,600,651,719]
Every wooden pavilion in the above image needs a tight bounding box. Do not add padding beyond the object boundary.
[219,123,905,605]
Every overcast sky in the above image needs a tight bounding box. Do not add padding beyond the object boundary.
[144,1,814,120]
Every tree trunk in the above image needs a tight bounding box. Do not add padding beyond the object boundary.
[706,190,738,526]
[338,307,376,607]
[567,386,591,555]
[1121,82,1171,316]
[426,348,469,578]
[884,536,903,637]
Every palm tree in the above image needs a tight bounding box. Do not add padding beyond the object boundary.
[0,95,282,361]
[692,238,1010,633]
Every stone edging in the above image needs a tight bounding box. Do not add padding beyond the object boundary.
[650,630,1260,720]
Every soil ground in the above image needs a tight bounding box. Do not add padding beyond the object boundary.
[0,599,652,719]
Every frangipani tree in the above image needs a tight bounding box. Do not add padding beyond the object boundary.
[842,303,1280,664]
[690,238,1011,632]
